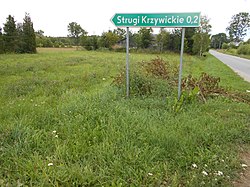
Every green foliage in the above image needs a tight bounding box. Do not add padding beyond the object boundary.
[3,15,18,53]
[173,86,199,112]
[67,22,87,46]
[36,36,72,48]
[53,41,60,48]
[192,16,211,56]
[227,12,250,43]
[168,29,181,52]
[184,28,196,54]
[81,35,99,50]
[15,23,25,53]
[113,28,126,40]
[99,31,119,49]
[192,33,210,55]
[21,13,36,53]
[156,28,170,52]
[237,44,250,55]
[199,15,212,33]
[222,43,229,49]
[211,33,228,49]
[138,28,153,49]
[43,37,53,47]
[1,13,36,53]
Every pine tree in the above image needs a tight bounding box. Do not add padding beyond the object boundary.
[3,15,18,53]
[16,22,25,53]
[22,13,36,53]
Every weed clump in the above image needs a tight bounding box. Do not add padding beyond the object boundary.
[182,73,225,102]
[181,73,250,104]
[112,57,178,97]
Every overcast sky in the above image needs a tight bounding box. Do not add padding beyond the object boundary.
[1,0,250,38]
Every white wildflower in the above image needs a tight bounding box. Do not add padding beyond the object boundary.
[48,163,53,166]
[214,171,223,176]
[221,159,225,162]
[241,164,248,168]
[55,135,58,138]
[52,130,56,134]
[192,163,198,168]
[217,171,223,176]
[246,90,250,93]
[148,172,153,176]
[202,171,208,176]
[204,164,208,167]
[102,78,106,81]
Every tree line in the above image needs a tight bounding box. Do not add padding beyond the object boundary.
[0,13,36,54]
[1,12,249,55]
[65,16,211,55]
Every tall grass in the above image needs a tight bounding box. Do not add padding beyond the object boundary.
[0,48,249,186]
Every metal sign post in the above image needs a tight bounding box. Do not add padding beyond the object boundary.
[126,27,130,98]
[178,28,185,100]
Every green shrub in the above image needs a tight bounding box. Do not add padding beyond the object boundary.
[229,43,238,49]
[237,44,250,55]
[222,43,229,49]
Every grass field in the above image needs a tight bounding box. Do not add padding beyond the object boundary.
[218,49,250,60]
[0,48,249,186]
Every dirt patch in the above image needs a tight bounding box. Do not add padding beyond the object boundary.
[233,150,250,187]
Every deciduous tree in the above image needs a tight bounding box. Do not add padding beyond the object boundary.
[226,12,250,43]
[99,30,119,49]
[156,28,170,52]
[138,28,153,49]
[113,28,126,40]
[211,33,228,49]
[67,22,87,46]
[192,15,211,56]
[192,33,210,55]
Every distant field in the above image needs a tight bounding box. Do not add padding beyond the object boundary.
[0,48,249,186]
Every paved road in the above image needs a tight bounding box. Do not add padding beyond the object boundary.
[209,50,250,82]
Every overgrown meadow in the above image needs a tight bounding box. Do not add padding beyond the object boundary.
[0,48,249,186]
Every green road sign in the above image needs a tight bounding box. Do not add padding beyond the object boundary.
[111,12,200,28]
